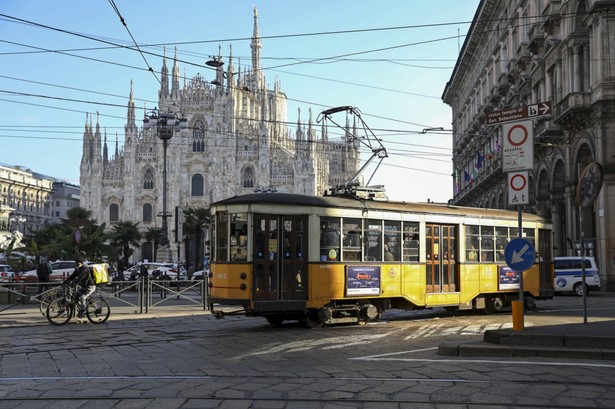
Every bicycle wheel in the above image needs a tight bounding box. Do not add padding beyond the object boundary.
[46,298,73,326]
[39,287,62,317]
[86,296,110,324]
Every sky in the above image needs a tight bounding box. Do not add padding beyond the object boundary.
[0,0,480,203]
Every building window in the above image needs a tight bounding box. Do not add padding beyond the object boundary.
[109,204,119,222]
[193,119,205,152]
[242,167,254,188]
[143,203,152,222]
[191,174,204,196]
[143,168,154,189]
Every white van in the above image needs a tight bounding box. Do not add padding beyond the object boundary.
[554,256,601,296]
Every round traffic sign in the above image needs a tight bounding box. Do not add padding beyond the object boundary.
[509,173,527,191]
[504,238,535,272]
[507,124,529,146]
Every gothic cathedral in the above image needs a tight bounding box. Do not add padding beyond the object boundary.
[79,9,360,262]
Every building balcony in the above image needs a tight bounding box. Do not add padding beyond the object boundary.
[553,92,592,129]
[528,24,545,54]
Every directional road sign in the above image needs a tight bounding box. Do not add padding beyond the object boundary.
[504,238,536,272]
[486,101,552,125]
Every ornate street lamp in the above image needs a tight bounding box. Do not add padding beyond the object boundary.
[143,108,187,262]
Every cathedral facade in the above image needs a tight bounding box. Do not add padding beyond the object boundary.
[79,10,360,263]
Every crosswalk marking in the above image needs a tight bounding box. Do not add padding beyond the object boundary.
[406,322,513,339]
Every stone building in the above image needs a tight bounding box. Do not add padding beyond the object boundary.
[79,9,361,263]
[0,163,54,246]
[442,0,615,290]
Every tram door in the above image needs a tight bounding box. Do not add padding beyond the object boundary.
[253,214,307,301]
[425,224,457,293]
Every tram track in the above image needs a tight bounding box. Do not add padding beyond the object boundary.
[0,374,612,409]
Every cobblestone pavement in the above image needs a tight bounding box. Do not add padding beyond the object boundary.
[0,295,614,408]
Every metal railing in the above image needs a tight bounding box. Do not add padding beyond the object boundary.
[0,278,209,314]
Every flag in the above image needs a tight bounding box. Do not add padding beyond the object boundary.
[464,170,470,182]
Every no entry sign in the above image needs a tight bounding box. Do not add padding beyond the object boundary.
[502,120,533,171]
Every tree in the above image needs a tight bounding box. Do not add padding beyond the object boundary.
[25,207,110,262]
[110,221,142,266]
[183,207,210,270]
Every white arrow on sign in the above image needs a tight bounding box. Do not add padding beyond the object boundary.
[511,243,530,264]
[539,102,550,115]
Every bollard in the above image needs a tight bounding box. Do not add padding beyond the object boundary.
[512,300,524,331]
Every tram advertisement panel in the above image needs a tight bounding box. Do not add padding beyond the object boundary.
[346,266,381,296]
[498,265,520,290]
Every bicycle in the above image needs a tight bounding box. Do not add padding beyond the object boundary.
[45,283,111,325]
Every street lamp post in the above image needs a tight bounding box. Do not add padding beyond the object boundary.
[143,108,187,262]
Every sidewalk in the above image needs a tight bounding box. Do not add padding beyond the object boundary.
[0,302,211,327]
[438,319,615,360]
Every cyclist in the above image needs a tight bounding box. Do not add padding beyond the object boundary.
[64,258,96,318]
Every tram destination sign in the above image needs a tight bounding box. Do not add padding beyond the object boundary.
[487,101,552,125]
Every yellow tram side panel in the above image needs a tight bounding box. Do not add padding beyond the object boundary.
[307,263,428,309]
[210,263,252,302]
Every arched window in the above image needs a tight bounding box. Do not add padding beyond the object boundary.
[143,168,154,189]
[191,174,204,196]
[243,167,254,188]
[109,204,119,222]
[193,119,205,152]
[143,203,152,222]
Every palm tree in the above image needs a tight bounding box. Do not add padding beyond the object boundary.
[183,207,210,270]
[110,221,142,266]
[143,227,163,262]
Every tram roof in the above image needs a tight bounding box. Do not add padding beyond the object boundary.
[211,193,549,223]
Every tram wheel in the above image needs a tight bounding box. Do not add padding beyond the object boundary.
[301,310,324,328]
[483,295,504,315]
[265,315,285,326]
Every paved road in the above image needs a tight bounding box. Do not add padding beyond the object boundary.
[0,293,614,408]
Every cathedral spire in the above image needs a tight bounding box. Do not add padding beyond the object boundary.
[160,47,169,99]
[227,44,235,92]
[172,46,180,98]
[250,7,262,90]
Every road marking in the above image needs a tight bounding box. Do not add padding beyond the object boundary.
[405,322,513,339]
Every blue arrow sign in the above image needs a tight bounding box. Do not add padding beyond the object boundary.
[504,238,536,272]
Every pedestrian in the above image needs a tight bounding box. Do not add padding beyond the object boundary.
[64,258,96,318]
[36,260,51,293]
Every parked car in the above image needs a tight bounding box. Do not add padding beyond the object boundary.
[0,264,16,282]
[127,262,188,281]
[554,256,601,296]
[17,260,78,282]
[191,269,210,282]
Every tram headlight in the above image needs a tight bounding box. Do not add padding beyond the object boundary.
[240,272,247,280]
[240,283,247,290]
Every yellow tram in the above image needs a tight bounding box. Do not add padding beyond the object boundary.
[208,192,554,326]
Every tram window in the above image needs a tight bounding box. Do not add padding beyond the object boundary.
[320,217,340,261]
[255,218,266,259]
[495,227,508,262]
[402,222,419,262]
[343,218,362,262]
[466,225,479,261]
[365,219,382,262]
[480,226,494,262]
[230,213,248,262]
[216,211,229,261]
[384,221,400,261]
